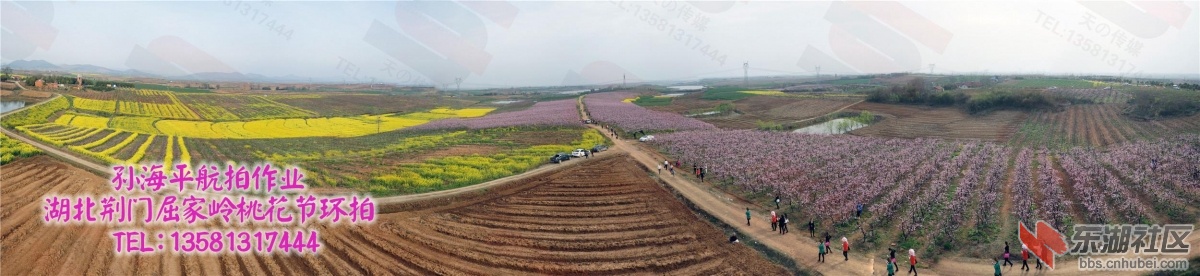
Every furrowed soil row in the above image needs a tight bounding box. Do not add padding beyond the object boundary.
[0,153,783,274]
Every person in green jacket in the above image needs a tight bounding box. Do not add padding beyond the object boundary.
[817,241,826,263]
[886,257,895,276]
[993,258,1002,276]
[745,208,751,226]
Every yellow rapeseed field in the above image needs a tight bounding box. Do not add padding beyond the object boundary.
[119,101,201,120]
[111,116,163,134]
[740,90,789,96]
[71,97,117,113]
[50,107,495,139]
[126,134,158,164]
[369,129,608,192]
[56,113,110,129]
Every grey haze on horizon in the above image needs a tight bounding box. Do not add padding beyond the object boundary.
[2,1,1198,88]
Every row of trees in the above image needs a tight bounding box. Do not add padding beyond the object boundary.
[867,77,1083,114]
[0,66,12,82]
[865,77,969,106]
[964,91,1065,114]
[1125,89,1200,119]
[17,73,135,89]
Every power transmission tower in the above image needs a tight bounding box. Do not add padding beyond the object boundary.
[455,77,462,91]
[622,74,626,88]
[743,62,749,87]
[929,64,935,75]
[815,66,821,84]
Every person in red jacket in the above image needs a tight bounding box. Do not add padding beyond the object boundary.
[908,249,919,276]
[841,237,850,261]
[770,210,778,231]
[1020,244,1030,271]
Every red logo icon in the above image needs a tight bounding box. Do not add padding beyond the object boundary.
[1018,221,1069,269]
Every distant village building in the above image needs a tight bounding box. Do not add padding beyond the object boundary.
[34,79,44,89]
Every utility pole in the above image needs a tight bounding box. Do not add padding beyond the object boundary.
[815,66,821,84]
[743,62,749,87]
[622,74,626,88]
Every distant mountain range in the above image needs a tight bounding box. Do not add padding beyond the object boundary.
[2,60,311,83]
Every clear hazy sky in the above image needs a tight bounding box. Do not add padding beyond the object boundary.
[2,1,1197,88]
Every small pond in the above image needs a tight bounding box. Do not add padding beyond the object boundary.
[556,89,590,95]
[667,85,705,91]
[1,101,27,113]
[686,111,720,117]
[792,118,869,135]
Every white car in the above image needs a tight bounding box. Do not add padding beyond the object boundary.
[571,149,588,157]
[638,135,655,142]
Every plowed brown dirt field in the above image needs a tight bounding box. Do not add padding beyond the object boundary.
[1,154,784,275]
[848,102,1025,141]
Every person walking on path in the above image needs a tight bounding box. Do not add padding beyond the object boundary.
[781,215,789,234]
[841,237,850,261]
[770,210,778,232]
[775,195,781,209]
[856,203,864,218]
[669,166,674,176]
[745,208,752,226]
[824,233,832,253]
[994,258,1002,276]
[778,214,786,234]
[780,215,786,234]
[888,244,897,265]
[817,241,826,263]
[808,220,815,238]
[1003,241,1013,267]
[658,164,663,174]
[908,249,919,276]
[886,257,896,276]
[1020,244,1030,271]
